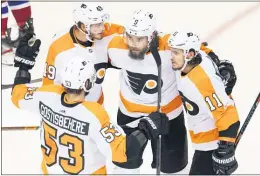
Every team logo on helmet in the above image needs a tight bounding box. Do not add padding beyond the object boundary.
[97,6,103,11]
[81,3,87,9]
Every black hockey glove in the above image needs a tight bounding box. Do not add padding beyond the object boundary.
[138,112,169,140]
[14,33,41,70]
[218,60,237,95]
[212,141,238,175]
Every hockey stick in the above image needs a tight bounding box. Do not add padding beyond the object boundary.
[235,92,260,149]
[2,126,40,131]
[149,32,162,175]
[2,78,42,89]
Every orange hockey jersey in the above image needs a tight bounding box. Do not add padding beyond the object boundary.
[42,23,124,104]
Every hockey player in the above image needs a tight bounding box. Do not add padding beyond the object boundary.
[11,33,169,174]
[107,9,235,174]
[107,10,188,174]
[167,31,240,175]
[42,2,124,104]
[1,1,34,65]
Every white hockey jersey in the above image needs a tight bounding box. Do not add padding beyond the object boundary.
[11,84,127,174]
[176,51,239,151]
[42,24,124,104]
[107,35,183,120]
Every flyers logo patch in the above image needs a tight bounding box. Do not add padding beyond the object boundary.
[179,91,199,116]
[94,62,107,84]
[126,70,163,95]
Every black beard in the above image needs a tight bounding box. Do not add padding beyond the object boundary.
[128,47,148,60]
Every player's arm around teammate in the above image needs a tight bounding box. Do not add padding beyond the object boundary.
[11,33,169,174]
[167,31,240,175]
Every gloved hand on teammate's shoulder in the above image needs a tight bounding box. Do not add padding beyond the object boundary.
[14,33,41,70]
[217,60,237,95]
[138,112,169,140]
[212,140,238,175]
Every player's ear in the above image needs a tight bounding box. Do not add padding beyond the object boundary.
[80,23,86,31]
[187,49,195,59]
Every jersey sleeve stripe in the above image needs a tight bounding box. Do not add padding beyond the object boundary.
[189,128,218,144]
[103,23,124,37]
[81,102,127,163]
[11,84,29,108]
[37,85,64,95]
[120,92,182,114]
[200,44,213,54]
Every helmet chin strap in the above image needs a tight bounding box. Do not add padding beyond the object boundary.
[76,25,94,42]
[180,57,190,71]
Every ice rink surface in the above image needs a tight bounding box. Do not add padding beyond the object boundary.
[1,2,260,174]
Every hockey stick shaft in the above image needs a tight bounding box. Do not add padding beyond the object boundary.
[2,78,42,89]
[150,34,162,175]
[2,126,40,131]
[156,64,162,175]
[235,92,260,149]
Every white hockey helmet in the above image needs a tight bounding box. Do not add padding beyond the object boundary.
[124,9,157,43]
[60,56,96,92]
[168,31,201,57]
[73,3,109,38]
[168,31,201,71]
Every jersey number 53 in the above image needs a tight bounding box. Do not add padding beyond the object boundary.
[41,121,84,174]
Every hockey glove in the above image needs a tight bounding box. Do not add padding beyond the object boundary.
[14,33,41,70]
[138,112,169,140]
[212,141,238,175]
[218,60,237,95]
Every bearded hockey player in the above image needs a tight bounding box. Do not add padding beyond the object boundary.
[42,2,124,104]
[107,10,188,174]
[167,30,240,175]
[107,9,235,174]
[11,33,169,174]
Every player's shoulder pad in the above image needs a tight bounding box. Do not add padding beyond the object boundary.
[48,27,75,57]
[107,35,128,50]
[51,27,71,43]
[81,101,110,125]
[200,43,213,54]
[104,23,125,37]
[37,84,65,95]
[157,32,171,50]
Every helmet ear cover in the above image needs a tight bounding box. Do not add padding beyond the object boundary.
[84,79,93,92]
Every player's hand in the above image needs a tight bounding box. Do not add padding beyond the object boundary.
[14,33,41,70]
[212,141,238,175]
[138,112,169,140]
[218,60,237,95]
